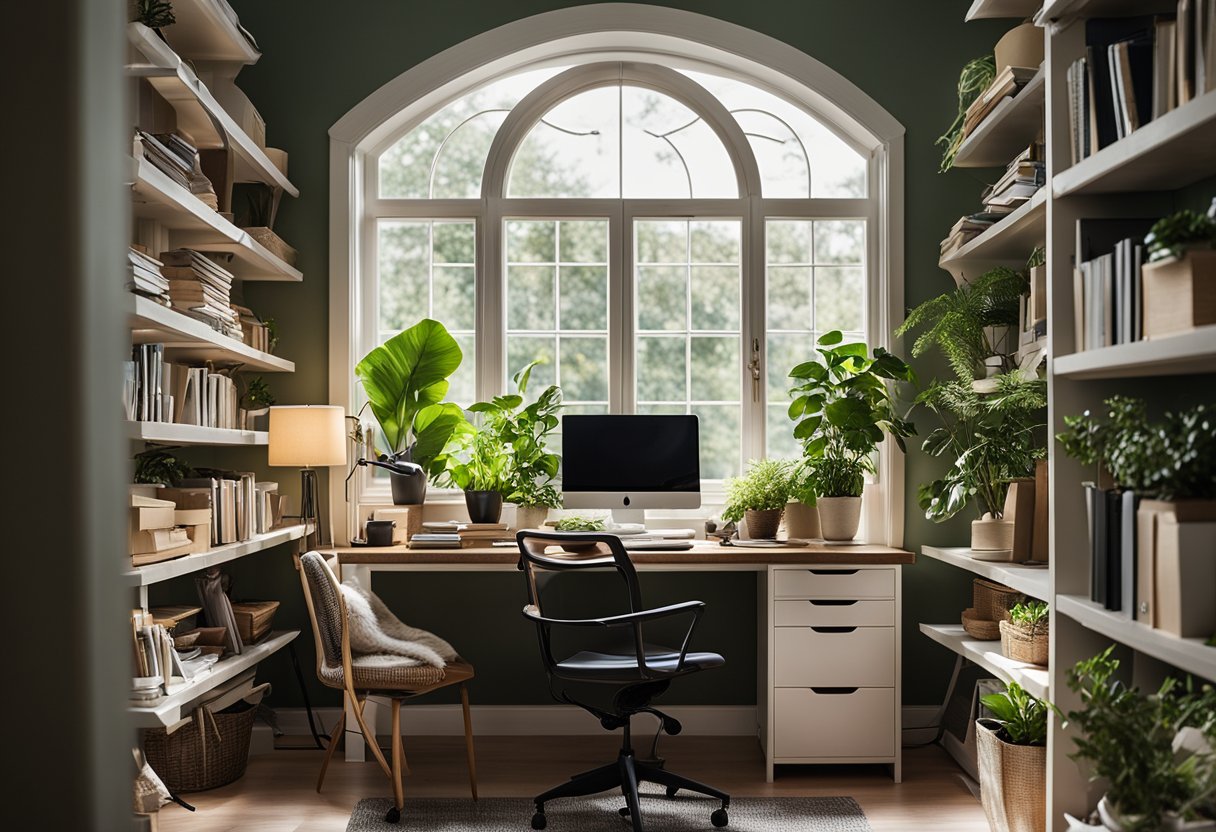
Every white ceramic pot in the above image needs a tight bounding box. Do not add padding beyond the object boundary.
[784,501,821,540]
[817,496,861,541]
[514,505,550,531]
[972,513,1016,559]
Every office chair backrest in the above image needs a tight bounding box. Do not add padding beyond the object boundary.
[516,530,643,617]
[298,551,347,673]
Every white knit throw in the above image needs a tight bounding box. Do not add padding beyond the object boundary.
[339,580,458,668]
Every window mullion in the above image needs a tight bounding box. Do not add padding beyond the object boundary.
[612,203,630,414]
[479,197,505,401]
[742,195,766,467]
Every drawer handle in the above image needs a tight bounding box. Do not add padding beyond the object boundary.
[811,626,857,634]
[808,600,858,607]
[808,569,858,575]
[811,687,859,695]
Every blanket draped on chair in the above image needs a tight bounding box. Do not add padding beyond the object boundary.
[339,580,459,669]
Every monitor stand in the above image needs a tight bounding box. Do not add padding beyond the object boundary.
[611,507,645,527]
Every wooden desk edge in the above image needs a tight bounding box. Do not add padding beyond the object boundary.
[325,543,914,566]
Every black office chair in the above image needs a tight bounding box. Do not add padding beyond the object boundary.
[516,530,731,832]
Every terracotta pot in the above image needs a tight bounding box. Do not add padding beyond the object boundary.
[784,501,821,540]
[514,505,549,531]
[464,490,503,524]
[744,508,783,540]
[818,496,862,541]
[976,719,1046,832]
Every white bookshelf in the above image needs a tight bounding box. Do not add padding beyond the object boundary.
[940,187,1047,283]
[920,624,1051,699]
[129,630,297,728]
[1036,0,1177,27]
[159,0,261,65]
[921,546,1050,600]
[127,422,268,446]
[966,0,1043,21]
[128,294,295,372]
[954,69,1045,168]
[126,523,311,587]
[1053,326,1216,379]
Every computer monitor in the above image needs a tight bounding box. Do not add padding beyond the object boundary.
[561,414,700,523]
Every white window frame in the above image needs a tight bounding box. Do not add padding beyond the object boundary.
[329,4,905,546]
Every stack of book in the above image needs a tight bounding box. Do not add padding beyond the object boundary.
[981,145,1045,214]
[457,522,512,547]
[122,346,240,428]
[131,608,220,698]
[410,521,462,549]
[940,212,1002,260]
[130,494,193,566]
[1072,218,1155,353]
[160,249,242,339]
[1067,6,1215,164]
[134,129,219,209]
[962,65,1040,139]
[235,304,271,353]
[128,246,169,304]
[178,471,262,545]
[125,343,167,422]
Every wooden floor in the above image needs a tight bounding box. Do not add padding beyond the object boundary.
[158,737,986,832]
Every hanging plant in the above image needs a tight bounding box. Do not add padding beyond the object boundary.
[937,55,996,173]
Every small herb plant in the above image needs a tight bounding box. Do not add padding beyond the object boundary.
[242,377,275,410]
[134,449,191,486]
[721,459,792,523]
[1144,209,1216,263]
[554,516,607,532]
[937,55,997,172]
[1007,601,1049,636]
[980,682,1048,746]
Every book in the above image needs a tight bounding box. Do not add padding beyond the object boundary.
[408,533,462,549]
[1120,491,1139,619]
[1087,484,1107,606]
[1085,16,1156,152]
[1104,489,1124,611]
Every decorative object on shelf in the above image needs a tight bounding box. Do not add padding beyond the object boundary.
[1058,647,1216,832]
[239,376,274,431]
[553,516,607,532]
[263,317,278,353]
[1003,477,1037,562]
[268,404,346,548]
[1031,459,1049,563]
[464,490,503,525]
[134,448,192,486]
[962,607,1002,640]
[1140,209,1216,339]
[230,600,279,643]
[976,681,1048,832]
[999,601,1049,666]
[786,331,916,542]
[993,23,1044,78]
[721,458,792,540]
[938,55,997,172]
[515,505,550,532]
[232,182,296,265]
[963,578,1024,640]
[354,319,468,505]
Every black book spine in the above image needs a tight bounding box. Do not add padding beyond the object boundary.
[1105,489,1123,611]
[1087,485,1105,605]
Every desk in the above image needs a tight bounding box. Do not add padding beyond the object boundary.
[328,540,913,782]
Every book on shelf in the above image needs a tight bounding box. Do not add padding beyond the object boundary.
[134,129,219,209]
[980,144,1045,214]
[178,470,268,546]
[124,349,240,429]
[159,249,243,339]
[939,212,1005,259]
[1072,218,1155,353]
[128,246,170,304]
[961,65,1040,140]
[408,533,462,549]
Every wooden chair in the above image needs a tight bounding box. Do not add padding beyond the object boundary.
[297,551,477,824]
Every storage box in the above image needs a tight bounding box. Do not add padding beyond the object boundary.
[184,522,211,555]
[1136,499,1216,627]
[230,601,279,643]
[1003,478,1036,563]
[1154,517,1216,638]
[1142,250,1216,338]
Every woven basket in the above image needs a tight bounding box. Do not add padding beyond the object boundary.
[142,685,267,792]
[962,607,1002,640]
[1000,619,1049,666]
[976,719,1046,832]
[973,578,1024,621]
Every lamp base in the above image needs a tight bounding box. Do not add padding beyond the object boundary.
[300,467,320,550]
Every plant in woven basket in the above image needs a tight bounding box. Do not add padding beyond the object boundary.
[981,682,1048,746]
[1007,601,1049,637]
[937,55,997,172]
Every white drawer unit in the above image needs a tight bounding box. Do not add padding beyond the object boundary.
[773,626,896,688]
[774,567,895,599]
[774,599,895,627]
[773,687,896,758]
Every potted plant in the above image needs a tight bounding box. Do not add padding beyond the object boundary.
[499,362,563,530]
[937,55,996,172]
[721,458,792,540]
[977,682,1048,832]
[1058,647,1216,831]
[354,318,469,505]
[1000,601,1049,667]
[441,419,512,524]
[134,449,192,487]
[1141,208,1216,338]
[784,458,821,541]
[240,377,275,431]
[787,331,916,541]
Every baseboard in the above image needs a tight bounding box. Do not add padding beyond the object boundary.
[273,704,759,737]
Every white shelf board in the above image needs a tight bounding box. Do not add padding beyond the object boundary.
[966,0,1042,20]
[1058,594,1216,683]
[128,422,268,446]
[940,188,1047,284]
[920,623,1050,700]
[1053,326,1216,379]
[1053,92,1216,196]
[1036,0,1176,26]
[127,23,296,197]
[126,523,310,587]
[130,157,301,283]
[953,70,1045,168]
[128,294,294,373]
[159,0,260,65]
[128,630,297,728]
[921,546,1050,600]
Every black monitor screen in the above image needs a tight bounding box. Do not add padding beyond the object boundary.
[561,415,700,492]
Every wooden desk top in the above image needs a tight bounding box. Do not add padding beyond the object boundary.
[327,540,914,567]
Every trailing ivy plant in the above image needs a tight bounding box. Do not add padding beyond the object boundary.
[1144,209,1216,263]
[721,459,793,523]
[937,55,997,172]
[980,682,1048,746]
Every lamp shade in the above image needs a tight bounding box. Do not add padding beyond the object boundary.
[268,405,347,467]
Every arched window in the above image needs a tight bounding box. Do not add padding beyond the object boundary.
[332,7,904,542]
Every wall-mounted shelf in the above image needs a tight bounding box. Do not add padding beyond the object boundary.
[921,546,1050,600]
[128,631,297,728]
[966,0,1043,21]
[1053,326,1216,379]
[940,187,1047,284]
[159,0,261,65]
[126,523,310,587]
[920,623,1050,699]
[954,69,1045,169]
[129,294,294,373]
[128,422,268,446]
[1036,0,1176,26]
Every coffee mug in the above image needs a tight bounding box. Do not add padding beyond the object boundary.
[365,519,396,547]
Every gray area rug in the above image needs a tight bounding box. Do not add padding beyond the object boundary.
[347,793,872,831]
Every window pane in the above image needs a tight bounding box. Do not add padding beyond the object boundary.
[814,220,865,264]
[507,335,556,391]
[377,222,429,332]
[560,266,607,331]
[765,332,806,405]
[690,220,741,263]
[636,220,686,264]
[559,220,607,263]
[691,267,740,331]
[766,220,813,265]
[767,405,801,460]
[636,266,686,331]
[507,220,555,263]
[815,266,865,332]
[767,266,811,331]
[637,336,686,402]
[621,86,737,198]
[432,265,475,330]
[560,336,608,401]
[693,404,741,479]
[691,336,739,401]
[507,266,555,330]
[508,87,620,198]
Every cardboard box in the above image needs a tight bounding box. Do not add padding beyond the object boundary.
[184,522,211,554]
[1136,500,1216,627]
[1142,250,1216,339]
[372,506,422,544]
[1002,477,1036,562]
[1154,517,1216,638]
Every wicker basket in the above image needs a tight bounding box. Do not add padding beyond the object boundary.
[962,607,1002,640]
[976,719,1047,832]
[973,578,1024,621]
[142,684,268,792]
[1000,619,1049,666]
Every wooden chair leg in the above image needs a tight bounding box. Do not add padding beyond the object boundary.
[316,711,346,793]
[461,682,478,801]
[351,693,393,780]
[390,699,405,813]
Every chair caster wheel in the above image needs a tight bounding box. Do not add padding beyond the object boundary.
[665,786,679,798]
[531,811,547,830]
[384,806,401,824]
[619,807,631,817]
[711,808,729,827]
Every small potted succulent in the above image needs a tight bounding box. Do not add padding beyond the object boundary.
[1141,206,1216,338]
[721,458,792,540]
[976,681,1048,832]
[1000,600,1049,667]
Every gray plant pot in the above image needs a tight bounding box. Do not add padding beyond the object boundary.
[465,490,503,524]
[389,469,427,505]
[745,508,783,540]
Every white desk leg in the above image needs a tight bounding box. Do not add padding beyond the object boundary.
[759,567,775,783]
[343,564,373,763]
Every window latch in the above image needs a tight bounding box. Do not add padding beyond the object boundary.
[747,338,761,402]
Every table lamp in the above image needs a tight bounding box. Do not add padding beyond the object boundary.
[268,405,346,549]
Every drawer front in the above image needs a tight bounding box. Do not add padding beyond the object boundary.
[774,687,895,758]
[774,627,895,687]
[774,568,895,599]
[774,599,895,628]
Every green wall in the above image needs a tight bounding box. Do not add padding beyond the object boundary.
[170,0,1016,710]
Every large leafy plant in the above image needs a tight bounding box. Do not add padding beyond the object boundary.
[355,318,468,478]
[787,331,916,498]
[721,459,792,523]
[980,682,1048,746]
